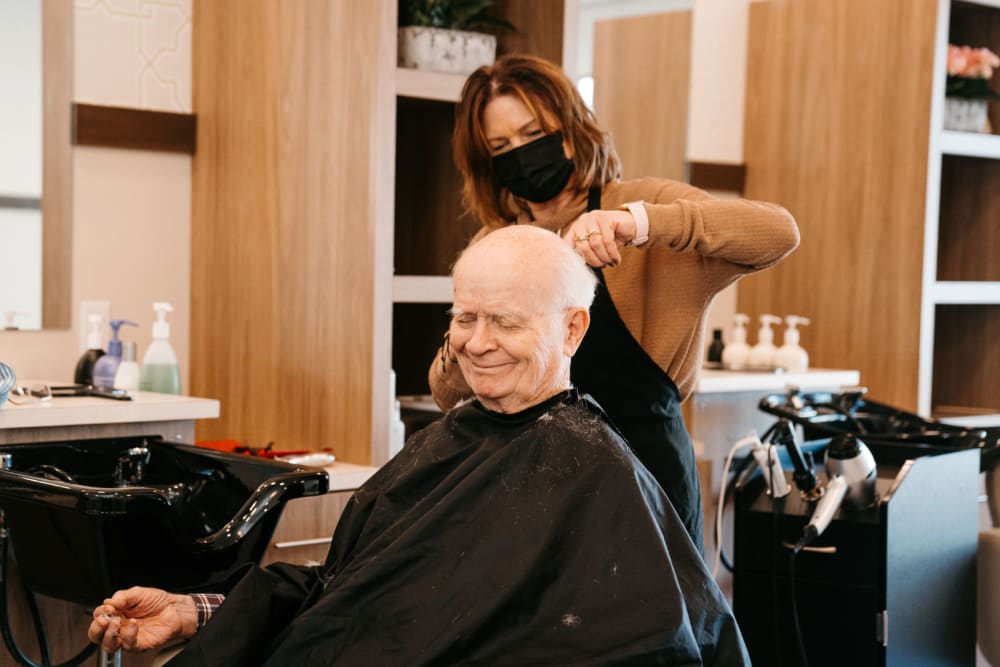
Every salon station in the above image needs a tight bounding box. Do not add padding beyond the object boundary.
[1,0,999,665]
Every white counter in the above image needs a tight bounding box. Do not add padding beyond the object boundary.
[0,391,220,430]
[696,367,861,394]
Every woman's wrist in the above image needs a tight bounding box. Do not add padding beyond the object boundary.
[174,594,201,640]
[620,201,649,246]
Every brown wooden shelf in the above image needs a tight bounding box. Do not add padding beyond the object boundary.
[72,103,196,154]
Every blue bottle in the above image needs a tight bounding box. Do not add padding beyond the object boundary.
[92,319,138,388]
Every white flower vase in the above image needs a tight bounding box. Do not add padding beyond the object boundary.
[398,26,497,76]
[944,97,989,132]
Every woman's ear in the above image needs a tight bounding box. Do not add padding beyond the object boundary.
[563,308,590,356]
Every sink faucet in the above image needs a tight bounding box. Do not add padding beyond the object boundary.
[114,446,150,486]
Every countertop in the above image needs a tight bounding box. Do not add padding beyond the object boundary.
[0,391,220,429]
[695,367,861,394]
[324,461,379,491]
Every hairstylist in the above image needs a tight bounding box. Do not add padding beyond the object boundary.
[429,54,800,551]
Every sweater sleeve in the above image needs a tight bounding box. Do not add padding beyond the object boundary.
[641,180,800,272]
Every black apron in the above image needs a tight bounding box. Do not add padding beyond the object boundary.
[571,186,704,552]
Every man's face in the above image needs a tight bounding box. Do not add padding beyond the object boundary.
[449,263,568,414]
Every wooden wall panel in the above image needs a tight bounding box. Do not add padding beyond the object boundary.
[592,11,691,181]
[495,0,567,65]
[191,1,393,464]
[41,0,72,329]
[393,98,478,276]
[937,156,1000,281]
[740,0,938,411]
[932,305,1000,412]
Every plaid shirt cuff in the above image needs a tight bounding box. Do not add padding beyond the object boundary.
[190,593,226,629]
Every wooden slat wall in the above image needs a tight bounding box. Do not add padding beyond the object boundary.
[41,0,72,329]
[592,11,691,182]
[740,0,938,411]
[191,1,394,464]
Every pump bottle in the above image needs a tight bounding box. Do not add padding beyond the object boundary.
[706,329,725,369]
[721,314,751,370]
[748,314,781,370]
[74,314,107,385]
[775,315,811,373]
[92,319,138,388]
[114,341,141,391]
[140,302,181,394]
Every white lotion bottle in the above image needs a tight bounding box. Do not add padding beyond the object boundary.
[775,315,811,373]
[114,341,141,391]
[749,314,781,370]
[721,314,751,370]
[140,302,181,394]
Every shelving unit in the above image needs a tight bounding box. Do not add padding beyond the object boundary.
[390,1,579,399]
[920,0,1000,419]
[741,0,999,421]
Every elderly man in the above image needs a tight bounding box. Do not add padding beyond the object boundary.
[89,225,748,666]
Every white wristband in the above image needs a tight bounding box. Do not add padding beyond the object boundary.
[622,201,649,246]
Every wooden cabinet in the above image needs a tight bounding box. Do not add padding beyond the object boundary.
[740,0,1000,418]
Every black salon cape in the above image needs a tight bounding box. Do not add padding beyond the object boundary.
[168,391,748,666]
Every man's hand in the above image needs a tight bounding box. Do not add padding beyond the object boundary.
[88,586,198,653]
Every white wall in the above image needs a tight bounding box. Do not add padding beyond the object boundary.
[0,0,192,387]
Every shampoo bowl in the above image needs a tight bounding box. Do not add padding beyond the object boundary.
[0,436,329,605]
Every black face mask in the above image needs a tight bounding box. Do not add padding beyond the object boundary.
[491,132,574,203]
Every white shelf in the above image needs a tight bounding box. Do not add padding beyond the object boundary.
[938,130,1000,159]
[695,368,861,394]
[396,67,465,103]
[392,275,453,303]
[931,281,1000,304]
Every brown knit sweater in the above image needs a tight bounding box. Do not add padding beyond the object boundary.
[428,177,800,410]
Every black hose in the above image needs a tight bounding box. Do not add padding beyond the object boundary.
[789,547,810,667]
[0,522,97,667]
[22,585,50,666]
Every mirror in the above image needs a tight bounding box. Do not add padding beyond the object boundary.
[0,0,72,331]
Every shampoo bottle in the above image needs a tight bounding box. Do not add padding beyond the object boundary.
[748,314,781,370]
[140,302,181,394]
[706,329,725,369]
[74,314,107,385]
[92,319,138,388]
[721,314,751,370]
[114,341,141,392]
[775,315,811,373]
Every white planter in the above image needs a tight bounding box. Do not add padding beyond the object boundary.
[944,97,989,133]
[398,26,497,76]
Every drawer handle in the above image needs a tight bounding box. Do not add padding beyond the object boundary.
[781,541,837,555]
[274,537,333,549]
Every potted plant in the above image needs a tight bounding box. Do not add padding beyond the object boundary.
[398,0,514,76]
[944,44,1000,133]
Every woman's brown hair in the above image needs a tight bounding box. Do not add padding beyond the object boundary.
[453,54,621,228]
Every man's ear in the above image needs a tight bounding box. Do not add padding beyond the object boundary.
[563,308,590,357]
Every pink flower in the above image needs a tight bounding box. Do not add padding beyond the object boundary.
[948,44,1000,79]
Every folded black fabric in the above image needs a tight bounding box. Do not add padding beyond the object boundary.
[170,391,748,666]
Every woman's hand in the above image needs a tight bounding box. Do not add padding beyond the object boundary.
[562,209,637,267]
[89,586,198,653]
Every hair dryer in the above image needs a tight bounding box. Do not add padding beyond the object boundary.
[796,433,877,551]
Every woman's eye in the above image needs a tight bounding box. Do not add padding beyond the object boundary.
[526,129,543,138]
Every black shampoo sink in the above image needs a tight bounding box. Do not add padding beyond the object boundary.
[0,436,329,605]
